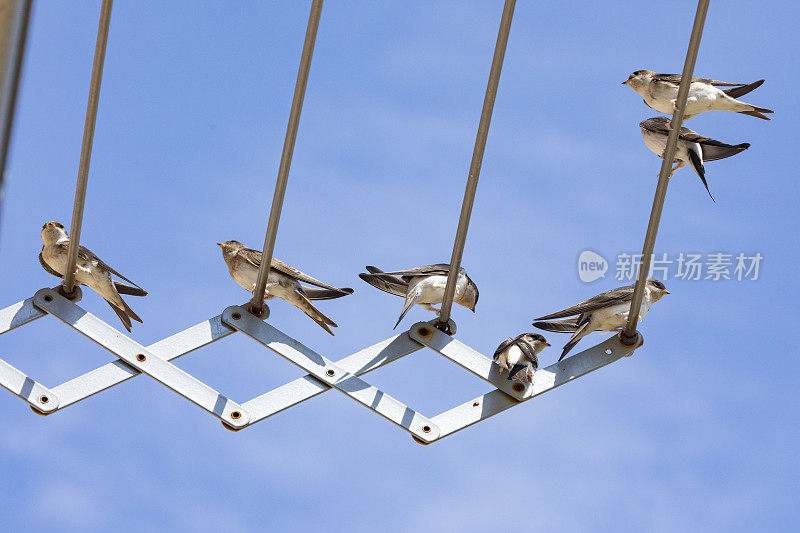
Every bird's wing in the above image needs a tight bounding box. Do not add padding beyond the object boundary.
[532,317,582,333]
[515,338,539,365]
[302,287,354,300]
[699,141,750,162]
[39,251,62,278]
[377,264,452,277]
[653,73,746,87]
[40,249,147,296]
[535,285,634,320]
[493,338,515,361]
[639,117,746,156]
[723,79,764,99]
[78,245,145,291]
[359,269,409,297]
[269,257,340,290]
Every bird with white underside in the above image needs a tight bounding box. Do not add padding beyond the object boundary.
[493,333,550,384]
[533,279,669,361]
[639,116,750,201]
[623,70,773,121]
[218,240,353,336]
[358,264,479,329]
[39,221,147,332]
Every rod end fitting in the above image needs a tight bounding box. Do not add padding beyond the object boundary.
[618,330,640,346]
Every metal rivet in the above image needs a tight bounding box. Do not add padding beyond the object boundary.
[605,348,613,355]
[43,295,53,302]
[230,411,242,420]
[422,425,431,433]
[326,369,335,377]
[512,383,525,393]
[232,312,242,320]
[39,395,49,404]
[418,327,431,337]
[136,353,147,362]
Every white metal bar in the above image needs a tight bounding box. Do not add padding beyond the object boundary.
[50,315,235,409]
[250,0,323,312]
[222,306,439,442]
[407,322,528,401]
[242,331,424,424]
[0,358,58,412]
[427,334,642,441]
[62,0,113,294]
[0,295,46,334]
[438,0,516,328]
[33,289,249,427]
[623,0,709,340]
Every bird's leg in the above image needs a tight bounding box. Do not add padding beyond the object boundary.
[670,160,685,176]
[250,282,278,299]
[423,303,441,315]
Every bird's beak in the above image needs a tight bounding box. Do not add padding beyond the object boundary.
[621,80,629,85]
[664,290,671,295]
[544,342,551,347]
[216,243,224,248]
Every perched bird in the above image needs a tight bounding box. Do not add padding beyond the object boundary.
[493,333,550,384]
[217,240,353,336]
[640,116,749,201]
[39,221,146,332]
[534,279,669,361]
[358,264,479,329]
[623,70,773,120]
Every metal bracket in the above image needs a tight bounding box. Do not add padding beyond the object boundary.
[32,289,249,428]
[408,322,529,401]
[0,288,645,443]
[222,306,440,442]
[427,333,643,440]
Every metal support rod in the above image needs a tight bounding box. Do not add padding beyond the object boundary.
[622,0,709,341]
[0,0,32,247]
[61,0,113,295]
[437,0,515,328]
[249,0,323,313]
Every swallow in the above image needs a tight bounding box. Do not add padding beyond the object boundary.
[640,116,749,201]
[533,279,669,361]
[493,333,550,383]
[39,221,146,332]
[358,264,479,329]
[623,70,773,120]
[217,240,353,335]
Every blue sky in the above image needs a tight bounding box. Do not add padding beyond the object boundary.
[1,1,798,531]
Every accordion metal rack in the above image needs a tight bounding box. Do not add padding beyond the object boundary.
[0,0,709,443]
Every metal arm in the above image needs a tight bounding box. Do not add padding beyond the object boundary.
[249,0,323,314]
[62,0,113,296]
[0,0,32,248]
[437,0,515,330]
[622,0,709,342]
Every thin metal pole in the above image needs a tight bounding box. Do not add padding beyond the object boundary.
[437,0,515,329]
[0,0,32,248]
[249,0,323,314]
[62,0,113,295]
[622,0,709,341]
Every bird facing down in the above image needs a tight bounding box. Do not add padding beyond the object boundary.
[640,116,750,201]
[533,279,669,361]
[358,264,479,329]
[217,240,353,336]
[493,333,550,384]
[39,221,147,332]
[623,70,773,120]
